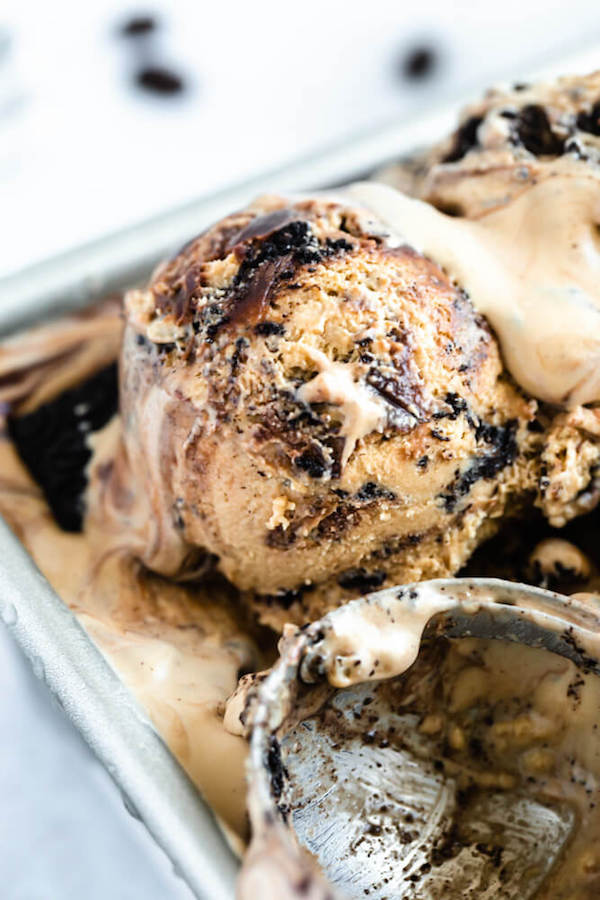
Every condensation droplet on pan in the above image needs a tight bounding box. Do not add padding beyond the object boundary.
[31,655,45,682]
[49,691,65,715]
[172,861,186,880]
[0,601,18,627]
[121,790,142,821]
[105,761,120,780]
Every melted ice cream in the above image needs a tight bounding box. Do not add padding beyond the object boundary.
[349,177,600,407]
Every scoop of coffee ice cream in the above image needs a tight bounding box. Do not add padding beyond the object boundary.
[98,192,551,628]
[404,70,600,217]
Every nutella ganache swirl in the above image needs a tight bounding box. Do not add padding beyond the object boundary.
[92,192,600,629]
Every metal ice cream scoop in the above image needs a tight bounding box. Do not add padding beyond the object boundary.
[238,578,600,900]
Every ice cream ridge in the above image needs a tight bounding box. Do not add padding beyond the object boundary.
[94,73,600,630]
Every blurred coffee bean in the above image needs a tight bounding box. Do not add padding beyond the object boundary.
[135,65,185,95]
[121,15,158,38]
[401,44,438,81]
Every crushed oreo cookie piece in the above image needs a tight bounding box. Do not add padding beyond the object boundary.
[355,481,396,502]
[515,105,564,156]
[267,735,286,799]
[254,321,285,337]
[443,116,483,163]
[433,392,468,422]
[577,100,600,136]
[295,445,328,479]
[440,420,518,512]
[337,568,386,593]
[9,364,119,532]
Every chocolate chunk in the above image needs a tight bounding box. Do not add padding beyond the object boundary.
[515,104,564,156]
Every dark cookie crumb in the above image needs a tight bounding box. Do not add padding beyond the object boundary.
[259,583,314,610]
[432,392,468,422]
[295,445,328,479]
[337,568,386,593]
[355,481,396,502]
[440,420,518,512]
[254,321,285,336]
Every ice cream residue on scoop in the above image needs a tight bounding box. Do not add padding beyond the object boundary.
[301,582,458,688]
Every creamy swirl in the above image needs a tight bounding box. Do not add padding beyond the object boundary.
[349,176,600,407]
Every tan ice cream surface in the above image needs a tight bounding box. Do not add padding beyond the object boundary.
[382,70,600,218]
[101,193,552,628]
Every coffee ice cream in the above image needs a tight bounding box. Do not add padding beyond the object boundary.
[101,193,548,628]
[382,71,600,218]
[4,63,600,899]
[96,170,600,627]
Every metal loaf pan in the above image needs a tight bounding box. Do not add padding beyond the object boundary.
[0,42,598,900]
